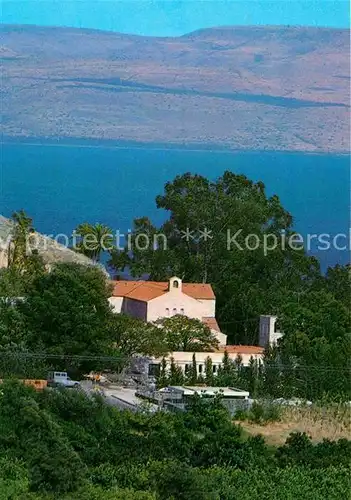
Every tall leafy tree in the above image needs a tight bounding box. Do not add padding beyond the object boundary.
[186,353,198,385]
[279,290,350,344]
[204,356,214,386]
[156,315,219,352]
[75,222,113,262]
[19,263,114,367]
[322,264,351,309]
[0,268,25,297]
[277,290,351,399]
[108,313,168,358]
[169,357,184,385]
[157,357,168,388]
[109,171,320,343]
[7,210,34,271]
[216,350,236,387]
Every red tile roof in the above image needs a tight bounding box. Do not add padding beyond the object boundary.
[202,317,221,332]
[111,280,215,302]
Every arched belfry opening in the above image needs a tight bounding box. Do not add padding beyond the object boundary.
[169,276,182,291]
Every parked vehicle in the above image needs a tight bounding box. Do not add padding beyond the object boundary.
[84,372,110,385]
[47,371,80,388]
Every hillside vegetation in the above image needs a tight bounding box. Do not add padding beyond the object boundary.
[0,381,350,499]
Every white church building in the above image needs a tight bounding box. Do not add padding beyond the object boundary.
[109,276,283,373]
[109,276,227,346]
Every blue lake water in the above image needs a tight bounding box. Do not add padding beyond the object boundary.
[1,143,349,269]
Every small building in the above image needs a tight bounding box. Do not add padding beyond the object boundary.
[160,385,250,415]
[259,315,283,347]
[151,345,264,375]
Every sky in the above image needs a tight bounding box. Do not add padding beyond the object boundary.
[2,0,349,36]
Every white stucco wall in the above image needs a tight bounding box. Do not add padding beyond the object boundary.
[154,351,263,372]
[146,291,215,322]
[259,315,283,347]
[215,331,227,346]
[196,299,216,317]
[108,296,123,313]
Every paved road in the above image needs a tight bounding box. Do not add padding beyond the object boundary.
[81,382,158,412]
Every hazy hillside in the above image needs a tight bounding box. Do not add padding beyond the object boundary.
[1,24,349,152]
[0,214,104,271]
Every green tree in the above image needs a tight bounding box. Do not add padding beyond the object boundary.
[108,314,168,359]
[19,263,114,369]
[322,264,350,309]
[217,349,237,387]
[0,298,25,351]
[279,290,350,343]
[0,268,26,297]
[186,353,198,385]
[157,357,168,388]
[278,289,351,399]
[204,356,214,386]
[246,357,261,398]
[148,459,210,500]
[0,456,30,498]
[108,217,171,281]
[0,381,87,494]
[0,253,45,299]
[234,354,247,389]
[156,315,219,352]
[7,210,34,271]
[261,344,281,397]
[169,357,184,385]
[75,222,113,262]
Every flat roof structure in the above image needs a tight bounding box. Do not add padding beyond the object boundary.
[166,386,250,398]
[104,387,159,411]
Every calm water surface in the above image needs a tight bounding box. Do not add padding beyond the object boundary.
[1,143,349,269]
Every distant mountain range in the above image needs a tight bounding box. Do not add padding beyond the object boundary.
[1,24,350,153]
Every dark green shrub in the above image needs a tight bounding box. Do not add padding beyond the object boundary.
[249,402,265,424]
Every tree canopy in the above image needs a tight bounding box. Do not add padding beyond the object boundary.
[108,313,168,358]
[109,171,321,343]
[74,222,113,263]
[0,381,349,499]
[18,263,114,364]
[156,314,219,352]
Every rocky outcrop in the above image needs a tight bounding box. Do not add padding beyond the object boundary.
[0,215,107,273]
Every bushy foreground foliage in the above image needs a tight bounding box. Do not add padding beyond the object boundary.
[0,382,349,499]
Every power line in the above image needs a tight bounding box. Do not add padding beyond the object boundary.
[0,352,128,362]
[0,351,349,374]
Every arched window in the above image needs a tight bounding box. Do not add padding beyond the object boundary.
[180,308,184,315]
[274,320,281,333]
[173,280,179,288]
[165,308,170,316]
[172,308,177,315]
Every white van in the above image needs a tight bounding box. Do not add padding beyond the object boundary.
[47,371,80,388]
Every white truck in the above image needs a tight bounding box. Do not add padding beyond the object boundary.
[47,371,80,388]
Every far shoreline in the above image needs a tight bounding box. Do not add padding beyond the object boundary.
[1,135,350,157]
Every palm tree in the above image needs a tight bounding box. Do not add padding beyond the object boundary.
[8,210,34,271]
[74,222,113,262]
